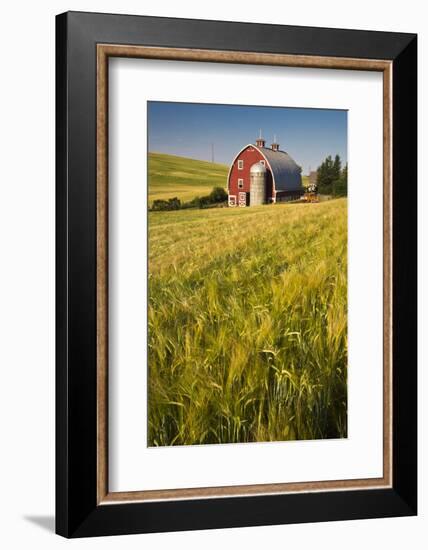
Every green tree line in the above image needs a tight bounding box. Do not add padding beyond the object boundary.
[151,186,228,211]
[317,154,347,197]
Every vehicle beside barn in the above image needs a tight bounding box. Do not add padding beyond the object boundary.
[227,134,304,207]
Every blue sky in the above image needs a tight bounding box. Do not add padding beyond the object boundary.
[148,101,347,175]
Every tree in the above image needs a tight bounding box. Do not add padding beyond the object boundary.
[332,154,342,195]
[151,197,181,211]
[316,154,347,196]
[333,154,342,180]
[316,155,333,192]
[209,186,228,203]
[334,163,348,197]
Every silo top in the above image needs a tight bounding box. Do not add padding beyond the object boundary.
[250,162,267,174]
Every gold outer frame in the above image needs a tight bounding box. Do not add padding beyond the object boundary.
[96,45,392,505]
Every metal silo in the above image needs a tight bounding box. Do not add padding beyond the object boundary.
[250,162,267,206]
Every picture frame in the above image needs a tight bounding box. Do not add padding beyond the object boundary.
[56,11,417,538]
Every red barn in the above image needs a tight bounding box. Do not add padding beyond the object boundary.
[227,135,303,207]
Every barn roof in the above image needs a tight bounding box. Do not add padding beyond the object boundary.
[256,146,303,192]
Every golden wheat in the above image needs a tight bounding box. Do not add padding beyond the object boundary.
[148,199,347,446]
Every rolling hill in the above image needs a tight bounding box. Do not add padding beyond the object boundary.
[148,152,229,205]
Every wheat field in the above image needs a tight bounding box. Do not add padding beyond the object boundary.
[148,199,347,446]
[148,152,229,205]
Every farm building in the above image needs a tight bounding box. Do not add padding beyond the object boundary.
[227,135,304,207]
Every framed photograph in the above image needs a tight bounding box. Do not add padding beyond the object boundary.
[56,11,417,538]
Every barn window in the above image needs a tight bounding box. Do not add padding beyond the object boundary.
[238,160,244,170]
[238,178,244,189]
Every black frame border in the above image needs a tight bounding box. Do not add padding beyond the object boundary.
[56,11,417,538]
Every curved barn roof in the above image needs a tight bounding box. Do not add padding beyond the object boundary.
[227,144,303,193]
[257,146,302,192]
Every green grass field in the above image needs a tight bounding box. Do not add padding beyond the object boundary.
[148,199,348,446]
[148,152,229,205]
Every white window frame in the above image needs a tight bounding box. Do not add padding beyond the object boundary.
[228,195,237,207]
[238,178,244,189]
[237,159,244,170]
